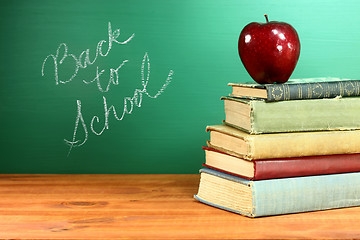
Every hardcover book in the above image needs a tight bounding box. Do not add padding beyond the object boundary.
[206,124,360,160]
[228,78,360,102]
[203,147,360,180]
[222,96,360,134]
[194,168,360,217]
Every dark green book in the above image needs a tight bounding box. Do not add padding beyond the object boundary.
[229,78,360,102]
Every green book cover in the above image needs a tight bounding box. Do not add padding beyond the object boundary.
[222,96,360,134]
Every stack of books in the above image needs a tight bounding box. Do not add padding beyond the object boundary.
[194,78,360,217]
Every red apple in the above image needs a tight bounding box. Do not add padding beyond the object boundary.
[238,14,300,84]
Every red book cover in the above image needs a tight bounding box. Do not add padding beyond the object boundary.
[202,147,360,180]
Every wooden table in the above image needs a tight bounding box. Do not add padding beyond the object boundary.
[1,174,360,239]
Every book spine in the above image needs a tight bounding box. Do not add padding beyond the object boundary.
[251,130,360,159]
[203,147,360,180]
[252,172,360,217]
[266,80,360,102]
[254,154,360,180]
[251,97,360,134]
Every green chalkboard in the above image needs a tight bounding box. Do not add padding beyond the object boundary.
[1,0,360,173]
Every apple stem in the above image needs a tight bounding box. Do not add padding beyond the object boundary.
[264,14,269,23]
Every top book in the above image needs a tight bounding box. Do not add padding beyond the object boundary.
[229,78,360,102]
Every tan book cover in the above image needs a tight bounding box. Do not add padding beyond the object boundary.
[206,124,360,160]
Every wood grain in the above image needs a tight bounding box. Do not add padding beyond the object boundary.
[0,174,360,239]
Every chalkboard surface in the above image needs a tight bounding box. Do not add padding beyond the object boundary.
[1,1,360,173]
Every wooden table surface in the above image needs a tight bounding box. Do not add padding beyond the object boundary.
[1,174,360,239]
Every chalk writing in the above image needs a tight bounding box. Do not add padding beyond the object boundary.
[41,22,134,87]
[82,60,129,92]
[41,22,174,155]
[64,53,173,155]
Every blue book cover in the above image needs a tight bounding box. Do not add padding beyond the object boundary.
[194,168,360,217]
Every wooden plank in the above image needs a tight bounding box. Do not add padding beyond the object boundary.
[0,174,360,239]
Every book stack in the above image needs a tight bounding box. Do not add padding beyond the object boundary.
[194,78,360,217]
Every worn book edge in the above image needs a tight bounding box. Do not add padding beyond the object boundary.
[195,168,360,217]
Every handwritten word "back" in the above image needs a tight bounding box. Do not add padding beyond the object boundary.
[41,22,134,87]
